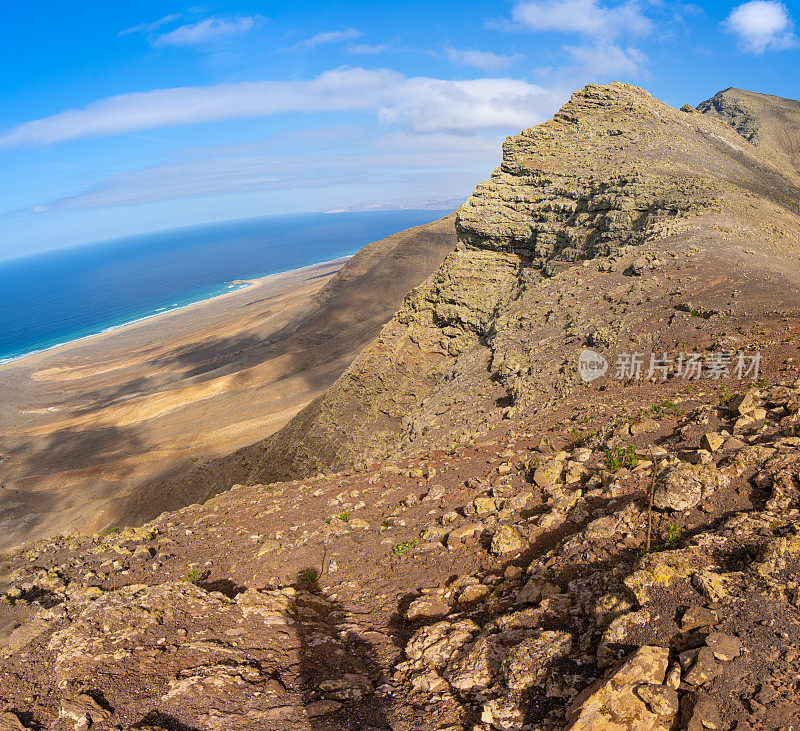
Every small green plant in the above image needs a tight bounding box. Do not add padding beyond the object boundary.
[685,384,696,394]
[189,456,199,462]
[338,511,350,522]
[666,524,681,545]
[756,376,771,388]
[102,526,121,536]
[785,333,798,343]
[718,384,733,407]
[605,445,638,472]
[391,539,418,559]
[182,567,202,583]
[300,568,318,586]
[793,425,800,438]
[325,516,334,524]
[651,400,683,418]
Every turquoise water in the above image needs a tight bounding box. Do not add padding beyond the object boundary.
[0,211,448,363]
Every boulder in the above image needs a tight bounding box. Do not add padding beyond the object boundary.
[653,463,729,511]
[566,645,672,730]
[490,525,527,555]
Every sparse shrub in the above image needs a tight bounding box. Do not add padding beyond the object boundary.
[300,569,318,586]
[183,568,202,583]
[605,444,638,472]
[391,539,418,559]
[666,524,681,545]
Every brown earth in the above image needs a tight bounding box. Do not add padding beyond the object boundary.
[0,215,456,552]
[1,82,800,730]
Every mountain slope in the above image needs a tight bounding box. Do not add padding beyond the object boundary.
[236,82,800,487]
[3,82,800,730]
[108,214,458,526]
[698,86,800,174]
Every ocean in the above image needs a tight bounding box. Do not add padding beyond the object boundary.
[0,210,449,364]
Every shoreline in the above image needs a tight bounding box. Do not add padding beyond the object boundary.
[0,254,352,369]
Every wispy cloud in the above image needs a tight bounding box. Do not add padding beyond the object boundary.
[445,47,522,71]
[722,0,796,53]
[153,16,263,46]
[348,43,390,54]
[20,128,505,213]
[118,14,183,37]
[289,28,363,50]
[507,0,653,39]
[0,68,566,149]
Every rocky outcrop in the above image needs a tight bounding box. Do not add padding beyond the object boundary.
[238,81,800,485]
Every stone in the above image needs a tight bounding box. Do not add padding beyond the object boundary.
[406,594,450,621]
[636,684,679,715]
[502,630,573,690]
[59,695,112,730]
[423,484,446,502]
[405,619,480,669]
[319,673,373,701]
[490,525,527,555]
[473,497,499,515]
[566,646,672,730]
[631,418,660,435]
[533,458,563,489]
[681,647,721,687]
[481,697,525,731]
[458,584,490,603]
[705,632,742,661]
[729,389,758,415]
[445,635,504,692]
[681,605,718,630]
[0,713,29,731]
[700,433,725,452]
[653,463,729,511]
[624,551,697,605]
[447,523,483,549]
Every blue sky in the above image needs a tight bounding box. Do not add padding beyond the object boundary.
[1,0,798,260]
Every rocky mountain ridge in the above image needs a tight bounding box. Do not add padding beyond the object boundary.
[2,82,800,730]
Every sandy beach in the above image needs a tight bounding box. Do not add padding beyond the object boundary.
[0,257,348,552]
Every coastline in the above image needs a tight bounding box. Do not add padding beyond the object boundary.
[0,254,352,370]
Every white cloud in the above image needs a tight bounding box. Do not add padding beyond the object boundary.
[290,28,363,50]
[378,77,563,133]
[562,43,647,75]
[510,0,653,38]
[118,14,182,37]
[154,16,262,46]
[722,0,796,53]
[0,68,565,149]
[445,47,522,71]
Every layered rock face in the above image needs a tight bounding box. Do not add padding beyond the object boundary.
[457,84,717,268]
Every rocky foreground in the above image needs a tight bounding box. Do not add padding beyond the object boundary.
[2,82,800,729]
[2,374,800,730]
